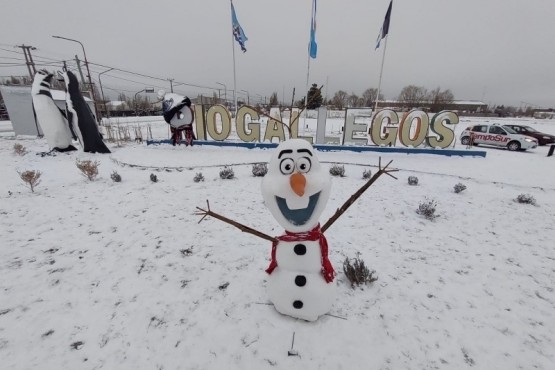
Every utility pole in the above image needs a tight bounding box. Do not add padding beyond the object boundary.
[16,45,37,78]
[74,55,87,86]
[168,78,174,93]
[52,36,100,122]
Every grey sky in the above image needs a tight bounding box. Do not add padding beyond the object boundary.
[1,0,554,108]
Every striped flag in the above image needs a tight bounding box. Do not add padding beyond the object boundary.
[231,1,248,52]
[375,0,392,50]
[309,0,318,58]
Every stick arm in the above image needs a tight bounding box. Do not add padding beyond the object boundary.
[195,200,277,243]
[321,158,398,233]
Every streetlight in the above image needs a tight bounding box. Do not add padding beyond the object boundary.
[52,35,99,120]
[134,88,155,117]
[98,68,114,119]
[167,78,174,93]
[240,89,250,105]
[216,82,227,104]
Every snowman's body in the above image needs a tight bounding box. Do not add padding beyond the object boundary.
[267,239,336,321]
[262,139,336,321]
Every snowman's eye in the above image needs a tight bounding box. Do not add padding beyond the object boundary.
[279,158,295,175]
[296,157,311,173]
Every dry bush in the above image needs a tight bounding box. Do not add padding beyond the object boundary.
[252,163,268,177]
[193,172,205,183]
[362,168,372,180]
[416,198,439,220]
[150,173,158,183]
[76,159,99,181]
[343,254,377,288]
[219,166,235,180]
[408,176,419,186]
[329,164,346,177]
[454,183,467,194]
[13,143,27,156]
[18,170,41,192]
[110,171,122,183]
[515,193,536,205]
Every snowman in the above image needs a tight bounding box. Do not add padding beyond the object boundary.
[196,138,396,321]
[261,139,335,321]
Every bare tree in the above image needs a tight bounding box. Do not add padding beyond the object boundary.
[269,92,279,106]
[398,85,428,109]
[362,88,384,107]
[331,90,349,110]
[427,87,454,112]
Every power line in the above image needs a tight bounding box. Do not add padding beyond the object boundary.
[0,47,24,55]
[0,56,26,61]
[87,61,217,91]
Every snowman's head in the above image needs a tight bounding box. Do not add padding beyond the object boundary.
[261,139,331,232]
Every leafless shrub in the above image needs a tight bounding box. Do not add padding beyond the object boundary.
[362,168,372,179]
[18,170,41,192]
[408,176,419,186]
[416,198,439,220]
[219,166,235,180]
[454,183,467,193]
[515,193,536,205]
[110,171,121,183]
[150,173,158,183]
[329,164,345,177]
[13,143,27,156]
[343,254,377,288]
[76,159,99,181]
[252,163,268,177]
[193,172,205,182]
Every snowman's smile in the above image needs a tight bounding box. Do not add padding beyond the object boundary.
[275,192,320,226]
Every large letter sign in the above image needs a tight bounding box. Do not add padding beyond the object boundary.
[399,110,430,147]
[428,111,459,148]
[236,106,260,142]
[206,105,231,141]
[193,104,458,149]
[370,109,399,147]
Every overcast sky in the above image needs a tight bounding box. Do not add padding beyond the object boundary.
[1,0,554,108]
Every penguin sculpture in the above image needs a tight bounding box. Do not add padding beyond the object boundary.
[161,92,195,146]
[31,70,77,152]
[62,70,111,153]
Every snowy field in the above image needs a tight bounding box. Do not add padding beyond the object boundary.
[1,116,555,369]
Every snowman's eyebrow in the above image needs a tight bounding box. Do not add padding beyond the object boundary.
[297,149,313,156]
[278,149,293,158]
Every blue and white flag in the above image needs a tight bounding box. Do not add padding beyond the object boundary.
[375,0,392,50]
[231,1,248,53]
[309,0,318,58]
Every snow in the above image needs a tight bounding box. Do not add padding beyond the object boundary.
[0,120,14,135]
[1,116,555,369]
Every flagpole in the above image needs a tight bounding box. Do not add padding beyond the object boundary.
[374,36,388,113]
[231,0,238,118]
[304,0,317,134]
[303,52,311,134]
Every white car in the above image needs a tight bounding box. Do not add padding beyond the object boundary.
[460,124,538,151]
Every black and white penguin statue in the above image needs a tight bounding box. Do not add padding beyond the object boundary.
[62,70,110,153]
[31,70,77,152]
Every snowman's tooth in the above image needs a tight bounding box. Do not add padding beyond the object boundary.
[285,195,310,210]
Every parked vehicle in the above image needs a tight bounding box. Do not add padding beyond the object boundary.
[460,124,538,151]
[502,124,555,146]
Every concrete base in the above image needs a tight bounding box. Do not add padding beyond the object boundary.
[146,139,487,158]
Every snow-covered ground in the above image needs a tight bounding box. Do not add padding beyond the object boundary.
[1,116,554,369]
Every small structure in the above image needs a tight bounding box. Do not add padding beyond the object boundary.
[0,85,94,136]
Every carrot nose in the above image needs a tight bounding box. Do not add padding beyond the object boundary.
[290,172,306,196]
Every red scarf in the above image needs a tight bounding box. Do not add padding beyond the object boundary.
[265,224,335,283]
